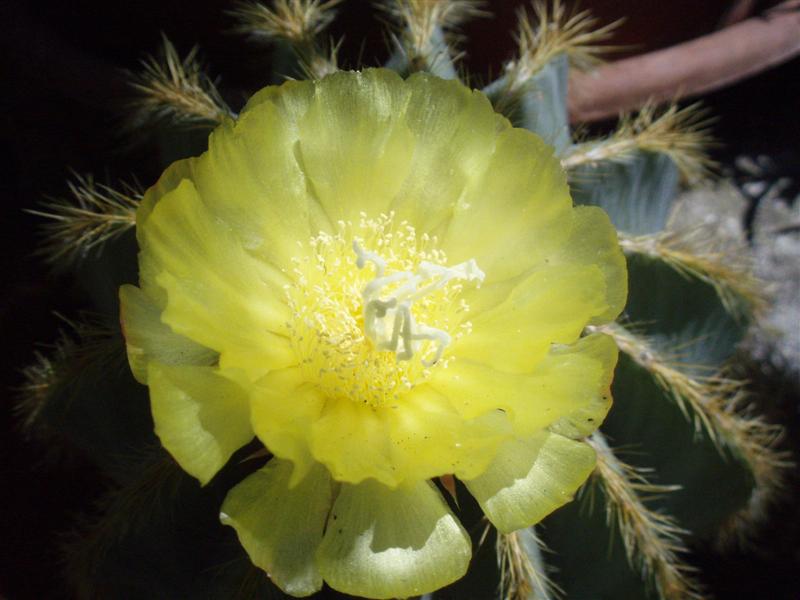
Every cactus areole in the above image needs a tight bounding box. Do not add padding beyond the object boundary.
[119,69,627,598]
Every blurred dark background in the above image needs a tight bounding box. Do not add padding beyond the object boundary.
[1,0,798,598]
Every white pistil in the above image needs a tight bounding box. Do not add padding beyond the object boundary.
[353,240,484,366]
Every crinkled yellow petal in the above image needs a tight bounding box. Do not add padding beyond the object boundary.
[119,284,216,384]
[442,127,573,283]
[297,70,415,223]
[463,431,596,533]
[560,205,627,324]
[309,398,395,487]
[250,367,326,486]
[429,333,616,437]
[242,70,506,239]
[316,479,471,599]
[452,264,609,373]
[148,362,252,485]
[253,371,512,488]
[136,156,196,234]
[220,459,332,597]
[546,333,618,439]
[310,395,508,487]
[386,386,512,483]
[389,72,500,233]
[140,178,297,380]
[135,157,197,308]
[243,78,315,124]
[453,206,625,336]
[190,100,329,268]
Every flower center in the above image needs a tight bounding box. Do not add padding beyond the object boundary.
[285,213,483,408]
[354,240,484,367]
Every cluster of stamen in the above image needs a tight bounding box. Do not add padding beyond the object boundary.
[284,213,482,408]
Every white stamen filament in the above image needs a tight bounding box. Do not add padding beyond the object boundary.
[353,240,484,366]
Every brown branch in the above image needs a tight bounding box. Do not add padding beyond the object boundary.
[569,1,800,123]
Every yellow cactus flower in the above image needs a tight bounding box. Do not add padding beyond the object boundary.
[119,69,626,599]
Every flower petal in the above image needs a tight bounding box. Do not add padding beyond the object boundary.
[316,479,471,599]
[463,431,596,533]
[147,362,252,485]
[546,333,618,439]
[452,203,626,332]
[309,398,395,487]
[431,333,617,436]
[136,156,196,233]
[442,127,573,283]
[266,383,511,488]
[258,375,511,488]
[297,69,415,223]
[250,367,326,486]
[452,263,609,372]
[140,178,297,379]
[135,157,197,307]
[390,72,500,233]
[386,385,511,482]
[563,205,627,325]
[190,99,330,268]
[243,78,316,123]
[220,459,332,597]
[119,284,216,384]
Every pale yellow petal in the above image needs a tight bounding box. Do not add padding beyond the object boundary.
[242,78,315,123]
[141,178,297,379]
[454,206,628,332]
[190,100,329,268]
[136,156,197,234]
[255,374,512,488]
[136,157,198,307]
[463,431,596,533]
[389,72,500,233]
[309,397,396,487]
[452,264,609,372]
[220,459,331,597]
[297,69,416,222]
[546,333,618,439]
[442,127,574,283]
[250,367,327,486]
[557,205,627,324]
[119,284,216,384]
[253,371,432,489]
[432,333,617,436]
[317,479,471,599]
[148,362,253,485]
[386,385,511,482]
